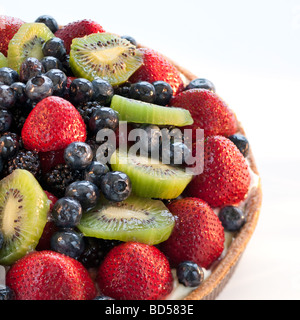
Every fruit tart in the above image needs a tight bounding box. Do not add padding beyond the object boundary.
[0,14,262,300]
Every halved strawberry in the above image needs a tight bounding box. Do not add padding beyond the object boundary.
[6,250,97,300]
[21,96,86,152]
[97,242,173,300]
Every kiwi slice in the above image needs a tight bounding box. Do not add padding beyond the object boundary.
[78,194,175,245]
[110,94,194,126]
[7,23,54,73]
[0,53,8,68]
[69,33,143,85]
[110,149,193,199]
[0,169,49,265]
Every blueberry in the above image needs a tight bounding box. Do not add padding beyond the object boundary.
[65,180,100,211]
[152,81,173,106]
[94,295,115,300]
[0,67,19,85]
[89,107,119,133]
[177,261,204,287]
[138,124,162,157]
[0,109,12,133]
[64,142,93,170]
[100,171,132,202]
[113,81,131,98]
[51,197,82,228]
[129,81,156,103]
[35,15,59,33]
[185,78,216,92]
[219,206,246,232]
[0,134,19,159]
[92,78,114,105]
[19,57,44,83]
[42,37,67,61]
[83,161,110,187]
[0,285,15,300]
[0,230,3,249]
[228,134,250,157]
[25,75,54,102]
[69,78,94,105]
[45,69,67,97]
[0,85,16,109]
[41,56,63,72]
[51,229,85,259]
[121,35,137,46]
[10,82,27,103]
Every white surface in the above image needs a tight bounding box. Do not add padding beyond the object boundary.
[1,0,300,300]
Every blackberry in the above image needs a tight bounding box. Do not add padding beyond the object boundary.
[3,150,41,179]
[43,163,83,198]
[76,101,102,125]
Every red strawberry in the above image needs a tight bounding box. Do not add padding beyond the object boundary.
[186,135,251,207]
[55,19,105,53]
[129,47,184,95]
[36,191,59,251]
[0,15,24,56]
[6,250,97,300]
[97,242,173,300]
[160,197,225,269]
[169,89,237,137]
[21,96,86,152]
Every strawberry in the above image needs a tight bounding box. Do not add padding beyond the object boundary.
[169,89,237,137]
[185,135,251,207]
[55,19,105,53]
[96,242,173,300]
[160,197,225,269]
[6,250,97,300]
[21,96,86,152]
[0,15,24,56]
[129,47,184,95]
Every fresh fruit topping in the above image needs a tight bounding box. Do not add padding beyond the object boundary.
[41,56,62,73]
[50,229,85,259]
[0,133,19,159]
[129,47,184,95]
[218,206,246,232]
[69,33,143,86]
[65,180,100,211]
[25,74,54,101]
[110,148,193,199]
[96,242,173,300]
[185,78,216,92]
[83,161,109,188]
[39,148,65,174]
[0,15,24,57]
[228,133,250,157]
[21,96,86,152]
[152,80,173,106]
[0,169,49,265]
[69,78,93,105]
[170,89,237,137]
[78,194,175,245]
[6,250,97,300]
[88,106,119,133]
[7,22,54,73]
[42,37,67,61]
[55,19,106,54]
[19,57,44,83]
[176,261,205,287]
[110,94,193,127]
[0,67,19,85]
[0,109,12,133]
[64,142,93,170]
[121,35,137,46]
[185,135,251,207]
[35,15,59,34]
[0,53,8,68]
[160,197,225,269]
[0,84,16,109]
[44,69,67,96]
[129,81,156,103]
[91,77,114,105]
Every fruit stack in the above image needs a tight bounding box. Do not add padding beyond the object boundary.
[0,15,262,300]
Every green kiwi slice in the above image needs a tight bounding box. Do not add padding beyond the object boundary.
[78,194,175,245]
[0,53,8,68]
[0,169,49,265]
[110,94,194,126]
[110,149,193,199]
[69,33,143,86]
[7,23,54,72]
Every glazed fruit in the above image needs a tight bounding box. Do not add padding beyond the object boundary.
[160,197,225,269]
[6,250,96,300]
[96,242,173,300]
[21,96,86,152]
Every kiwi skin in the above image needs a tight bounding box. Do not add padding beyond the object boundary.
[0,169,49,265]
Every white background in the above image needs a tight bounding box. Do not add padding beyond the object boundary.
[1,0,299,300]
